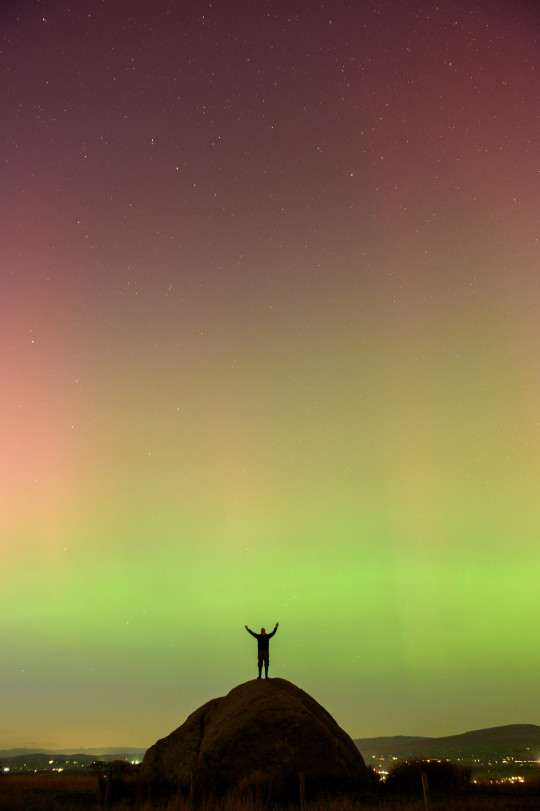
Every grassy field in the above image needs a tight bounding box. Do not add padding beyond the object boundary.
[0,774,97,810]
[1,774,539,811]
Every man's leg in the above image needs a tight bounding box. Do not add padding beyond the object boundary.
[264,651,269,679]
[257,651,263,678]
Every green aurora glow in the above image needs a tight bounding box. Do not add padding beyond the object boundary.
[1,0,539,748]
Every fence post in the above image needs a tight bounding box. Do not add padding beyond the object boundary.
[103,772,111,810]
[421,770,431,811]
[299,771,306,810]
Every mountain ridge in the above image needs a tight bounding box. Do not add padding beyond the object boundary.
[354,723,540,763]
[2,724,538,770]
[0,747,145,758]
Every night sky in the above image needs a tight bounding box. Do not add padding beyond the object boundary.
[2,0,539,749]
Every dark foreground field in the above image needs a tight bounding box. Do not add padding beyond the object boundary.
[1,774,539,811]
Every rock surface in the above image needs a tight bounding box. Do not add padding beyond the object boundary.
[143,678,368,797]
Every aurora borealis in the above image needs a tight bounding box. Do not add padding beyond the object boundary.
[1,0,539,749]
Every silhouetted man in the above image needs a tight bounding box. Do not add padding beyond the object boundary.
[245,622,279,679]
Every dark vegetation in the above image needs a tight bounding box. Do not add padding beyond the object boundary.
[384,759,472,794]
[1,758,539,810]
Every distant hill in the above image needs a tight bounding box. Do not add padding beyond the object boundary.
[0,747,145,758]
[4,725,539,774]
[355,724,540,764]
[355,735,432,749]
[0,748,146,772]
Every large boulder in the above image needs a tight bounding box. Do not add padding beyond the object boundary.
[143,678,369,799]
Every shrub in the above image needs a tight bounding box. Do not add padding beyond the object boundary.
[385,758,472,795]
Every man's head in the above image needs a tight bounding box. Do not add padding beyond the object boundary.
[260,628,266,634]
